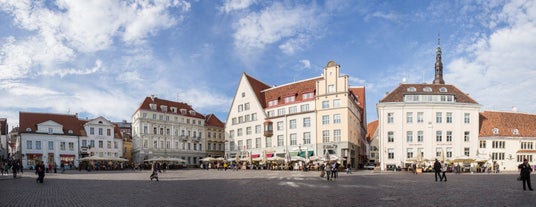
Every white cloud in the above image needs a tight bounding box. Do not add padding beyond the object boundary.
[364,11,401,22]
[447,0,536,113]
[232,2,320,59]
[300,59,311,69]
[220,0,255,13]
[174,88,233,114]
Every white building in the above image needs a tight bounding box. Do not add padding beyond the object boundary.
[376,39,481,171]
[478,110,536,171]
[226,61,367,168]
[131,95,206,166]
[80,116,123,159]
[19,112,82,169]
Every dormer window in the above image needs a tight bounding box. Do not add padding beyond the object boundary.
[180,109,187,115]
[513,129,519,135]
[48,128,53,134]
[492,128,499,135]
[268,100,278,107]
[149,103,157,110]
[439,87,448,92]
[423,87,432,92]
[171,107,177,113]
[68,130,74,134]
[160,105,168,112]
[189,110,196,116]
[302,92,314,99]
[284,96,295,103]
[407,87,416,92]
[26,128,32,132]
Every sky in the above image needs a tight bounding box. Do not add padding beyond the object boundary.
[0,0,535,129]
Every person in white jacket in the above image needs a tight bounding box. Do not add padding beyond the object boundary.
[440,161,448,182]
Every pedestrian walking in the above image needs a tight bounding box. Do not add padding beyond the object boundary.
[150,162,159,181]
[324,163,331,181]
[61,162,65,173]
[518,159,533,191]
[346,164,352,174]
[331,162,339,180]
[35,161,45,183]
[440,161,447,182]
[434,159,442,182]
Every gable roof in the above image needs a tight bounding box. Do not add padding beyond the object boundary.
[244,73,271,108]
[380,83,478,104]
[19,112,85,135]
[205,114,225,127]
[134,96,205,119]
[479,111,536,137]
[366,120,378,143]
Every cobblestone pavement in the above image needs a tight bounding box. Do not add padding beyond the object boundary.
[1,169,535,207]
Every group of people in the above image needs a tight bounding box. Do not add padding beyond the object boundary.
[433,159,448,182]
[1,159,22,178]
[320,162,340,181]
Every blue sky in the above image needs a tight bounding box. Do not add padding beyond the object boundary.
[1,0,535,128]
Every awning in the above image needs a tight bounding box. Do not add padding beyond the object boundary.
[266,153,274,158]
[251,154,260,158]
[60,154,76,157]
[298,150,314,158]
[26,153,42,156]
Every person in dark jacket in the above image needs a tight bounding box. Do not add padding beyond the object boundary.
[518,159,533,191]
[433,159,442,182]
[35,161,45,183]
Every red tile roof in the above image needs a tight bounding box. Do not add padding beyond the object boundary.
[134,96,205,119]
[244,73,271,108]
[262,77,320,108]
[205,114,225,127]
[479,111,536,137]
[19,112,85,135]
[380,83,478,104]
[366,120,378,142]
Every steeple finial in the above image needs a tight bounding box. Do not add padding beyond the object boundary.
[433,33,445,84]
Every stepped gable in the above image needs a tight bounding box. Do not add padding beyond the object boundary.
[380,84,478,104]
[262,77,320,108]
[135,96,205,119]
[19,112,85,135]
[479,111,536,137]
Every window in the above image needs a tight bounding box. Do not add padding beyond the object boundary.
[328,84,335,93]
[277,108,285,116]
[322,130,330,143]
[36,141,41,150]
[334,129,341,142]
[238,104,243,112]
[333,114,341,124]
[406,112,413,124]
[252,113,257,121]
[90,127,95,135]
[322,101,329,109]
[480,140,486,148]
[266,137,272,148]
[518,155,533,162]
[446,131,452,142]
[423,87,432,92]
[333,99,341,107]
[417,112,424,123]
[246,139,252,149]
[300,104,309,112]
[492,141,505,149]
[289,119,297,129]
[303,117,311,127]
[464,131,470,142]
[322,115,329,125]
[246,127,252,135]
[407,148,413,159]
[436,131,442,142]
[277,135,284,146]
[284,96,295,103]
[245,114,250,122]
[237,128,242,136]
[407,87,416,92]
[69,142,74,151]
[302,92,314,99]
[446,112,452,123]
[492,128,499,135]
[417,131,424,142]
[245,103,250,110]
[48,128,53,134]
[303,132,311,144]
[513,129,519,135]
[288,106,297,114]
[268,100,278,107]
[521,142,534,149]
[492,152,505,160]
[388,131,394,142]
[436,148,442,157]
[290,134,297,145]
[61,142,66,150]
[464,147,470,156]
[406,131,413,142]
[256,138,261,148]
[436,112,442,123]
[277,122,284,131]
[255,125,261,134]
[387,113,394,123]
[90,140,95,148]
[446,147,452,158]
[237,140,243,150]
[388,148,394,159]
[439,87,447,92]
[242,92,245,97]
[464,113,470,124]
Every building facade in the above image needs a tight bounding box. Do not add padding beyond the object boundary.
[478,110,536,171]
[0,118,7,160]
[205,114,226,158]
[19,112,82,169]
[376,39,481,171]
[80,116,123,159]
[131,95,206,166]
[225,61,367,168]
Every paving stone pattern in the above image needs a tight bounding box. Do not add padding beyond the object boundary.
[1,170,535,207]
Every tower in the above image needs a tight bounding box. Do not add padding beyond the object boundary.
[433,34,445,84]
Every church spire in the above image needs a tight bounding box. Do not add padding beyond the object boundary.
[433,33,445,84]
